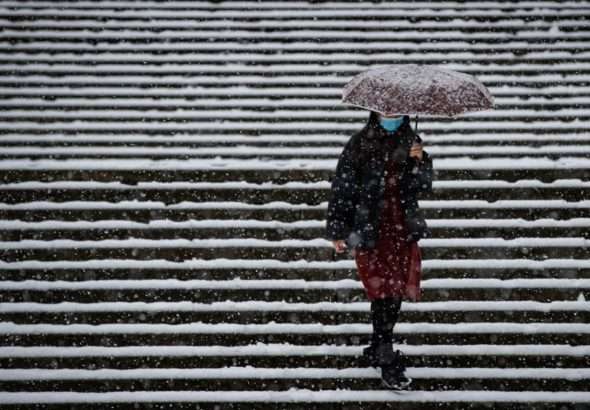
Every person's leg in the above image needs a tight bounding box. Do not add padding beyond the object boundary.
[373,296,401,364]
[362,298,383,364]
[364,295,402,365]
[381,296,402,345]
[378,297,411,389]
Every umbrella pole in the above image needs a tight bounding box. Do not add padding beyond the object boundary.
[414,115,419,134]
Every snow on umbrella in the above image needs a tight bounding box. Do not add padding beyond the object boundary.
[341,64,495,118]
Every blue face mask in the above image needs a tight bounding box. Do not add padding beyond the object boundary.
[379,115,404,132]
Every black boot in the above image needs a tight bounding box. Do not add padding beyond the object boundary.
[381,349,412,390]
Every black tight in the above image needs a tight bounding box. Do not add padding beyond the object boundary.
[370,296,402,345]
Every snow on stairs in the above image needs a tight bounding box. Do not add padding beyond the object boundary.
[0,0,589,408]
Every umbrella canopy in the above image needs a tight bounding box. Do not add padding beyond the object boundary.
[341,64,495,118]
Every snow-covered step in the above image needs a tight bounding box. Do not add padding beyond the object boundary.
[2,145,589,160]
[1,132,589,145]
[0,283,583,305]
[2,276,588,289]
[2,19,584,33]
[2,342,588,359]
[2,84,588,98]
[2,7,588,18]
[2,29,589,44]
[0,274,590,294]
[2,343,588,370]
[1,63,589,76]
[2,217,588,242]
[0,95,590,112]
[2,157,589,170]
[0,237,587,261]
[2,261,587,278]
[4,366,589,382]
[0,22,584,40]
[3,300,587,314]
[5,51,589,64]
[0,390,587,407]
[4,217,589,230]
[0,178,581,197]
[2,42,589,54]
[1,300,585,327]
[1,1,586,12]
[1,258,586,282]
[0,119,588,134]
[2,1,588,10]
[1,321,588,346]
[1,277,586,303]
[1,174,585,194]
[0,108,588,120]
[1,157,588,185]
[0,366,588,393]
[1,278,585,304]
[1,179,586,204]
[2,199,587,210]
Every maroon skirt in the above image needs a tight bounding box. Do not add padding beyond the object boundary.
[353,155,422,302]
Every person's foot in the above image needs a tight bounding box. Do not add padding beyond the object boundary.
[381,365,412,390]
[380,349,412,390]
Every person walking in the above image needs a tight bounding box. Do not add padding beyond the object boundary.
[325,110,433,389]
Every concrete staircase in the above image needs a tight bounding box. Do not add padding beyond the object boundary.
[0,1,589,408]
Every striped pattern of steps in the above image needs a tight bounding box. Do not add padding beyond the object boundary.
[0,1,589,409]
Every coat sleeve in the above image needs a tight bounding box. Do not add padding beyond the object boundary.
[406,149,433,196]
[325,136,359,241]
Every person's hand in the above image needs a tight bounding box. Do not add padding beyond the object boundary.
[409,142,423,161]
[332,240,347,253]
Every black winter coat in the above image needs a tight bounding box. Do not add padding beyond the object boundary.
[325,112,434,250]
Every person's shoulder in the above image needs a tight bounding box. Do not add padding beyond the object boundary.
[341,129,362,150]
[349,128,365,145]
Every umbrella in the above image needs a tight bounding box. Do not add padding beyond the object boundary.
[341,63,495,132]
